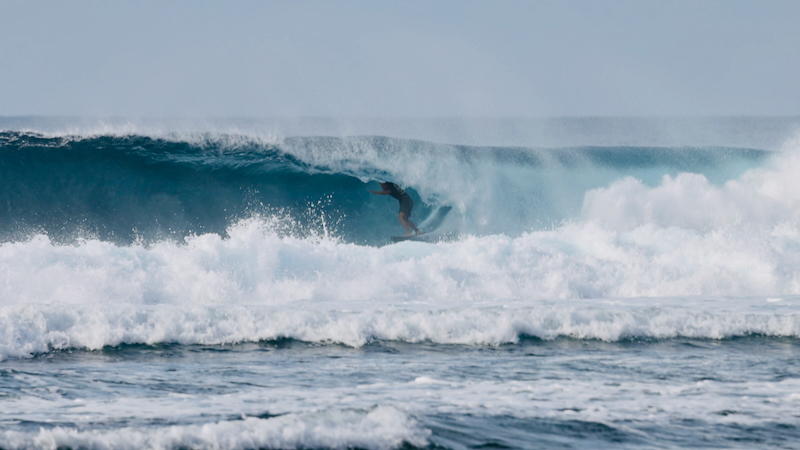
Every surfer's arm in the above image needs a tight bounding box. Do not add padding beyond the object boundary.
[369,190,390,195]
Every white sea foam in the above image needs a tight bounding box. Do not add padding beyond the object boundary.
[0,406,428,450]
[5,215,800,308]
[1,299,798,360]
[583,140,800,230]
[1,217,800,359]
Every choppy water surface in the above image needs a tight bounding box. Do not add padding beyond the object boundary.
[2,337,799,449]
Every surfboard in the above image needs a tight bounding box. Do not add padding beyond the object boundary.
[391,233,437,243]
[390,206,452,243]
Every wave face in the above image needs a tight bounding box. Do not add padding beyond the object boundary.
[0,130,771,245]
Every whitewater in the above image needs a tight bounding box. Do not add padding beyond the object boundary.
[1,117,799,449]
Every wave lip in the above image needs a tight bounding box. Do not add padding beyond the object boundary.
[0,406,429,450]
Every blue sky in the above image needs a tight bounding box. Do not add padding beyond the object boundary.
[1,0,798,117]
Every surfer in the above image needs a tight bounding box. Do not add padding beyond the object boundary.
[370,182,422,236]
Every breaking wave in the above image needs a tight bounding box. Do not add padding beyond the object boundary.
[2,124,800,359]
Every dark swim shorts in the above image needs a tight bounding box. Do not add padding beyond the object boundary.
[399,196,413,217]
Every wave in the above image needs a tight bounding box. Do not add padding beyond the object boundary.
[0,406,428,450]
[2,297,798,361]
[3,125,800,360]
[0,130,772,245]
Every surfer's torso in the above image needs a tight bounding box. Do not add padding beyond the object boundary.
[384,183,409,201]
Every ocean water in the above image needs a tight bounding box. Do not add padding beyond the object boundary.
[1,117,800,449]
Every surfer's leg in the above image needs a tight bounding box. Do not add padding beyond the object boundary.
[409,219,421,235]
[398,213,412,236]
[399,197,421,235]
[399,212,421,235]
